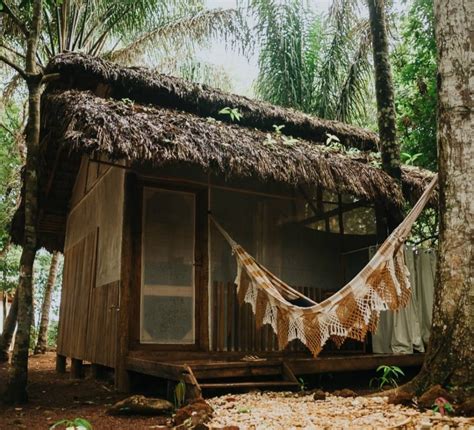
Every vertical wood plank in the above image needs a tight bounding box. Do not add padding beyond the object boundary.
[115,172,136,392]
[211,281,218,351]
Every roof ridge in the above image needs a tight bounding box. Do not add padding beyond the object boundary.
[45,52,380,152]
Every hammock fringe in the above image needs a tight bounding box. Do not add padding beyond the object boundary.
[212,175,437,357]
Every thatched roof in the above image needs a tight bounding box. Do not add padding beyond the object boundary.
[46,53,380,151]
[43,89,403,203]
[12,53,436,251]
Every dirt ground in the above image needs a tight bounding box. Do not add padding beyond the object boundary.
[0,354,472,430]
[0,353,169,429]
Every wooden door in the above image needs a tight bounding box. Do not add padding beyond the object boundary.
[139,186,206,348]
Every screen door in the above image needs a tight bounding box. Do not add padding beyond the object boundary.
[141,188,196,344]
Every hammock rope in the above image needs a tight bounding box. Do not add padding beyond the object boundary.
[210,175,438,356]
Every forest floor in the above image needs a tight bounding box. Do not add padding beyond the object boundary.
[0,353,472,430]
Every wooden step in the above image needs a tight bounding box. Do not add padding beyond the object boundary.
[200,380,300,390]
[192,362,284,380]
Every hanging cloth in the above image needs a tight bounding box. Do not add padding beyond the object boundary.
[210,175,438,357]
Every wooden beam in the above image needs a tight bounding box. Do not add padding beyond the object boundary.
[300,200,370,225]
[70,358,84,379]
[126,357,193,384]
[114,172,136,392]
[56,354,66,373]
[288,353,424,375]
[91,363,107,380]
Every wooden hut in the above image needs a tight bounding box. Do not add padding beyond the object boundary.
[13,53,435,395]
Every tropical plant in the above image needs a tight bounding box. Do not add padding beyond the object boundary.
[392,0,437,171]
[218,106,242,122]
[401,151,422,166]
[251,0,374,126]
[298,377,308,392]
[174,379,186,409]
[433,397,454,416]
[50,417,92,430]
[0,1,246,98]
[369,365,405,389]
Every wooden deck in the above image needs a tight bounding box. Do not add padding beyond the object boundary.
[126,351,424,398]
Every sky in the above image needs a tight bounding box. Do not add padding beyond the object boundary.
[200,0,337,95]
[200,0,404,96]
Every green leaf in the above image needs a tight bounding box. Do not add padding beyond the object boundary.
[73,418,92,430]
[50,420,71,429]
[218,107,231,115]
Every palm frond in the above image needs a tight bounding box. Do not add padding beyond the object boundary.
[335,20,372,124]
[105,8,246,65]
[253,0,374,128]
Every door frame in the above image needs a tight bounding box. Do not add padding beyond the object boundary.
[129,177,209,352]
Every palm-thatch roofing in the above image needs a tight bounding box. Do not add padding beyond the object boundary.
[12,53,435,251]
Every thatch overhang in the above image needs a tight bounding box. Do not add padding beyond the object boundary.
[46,53,380,151]
[11,53,436,252]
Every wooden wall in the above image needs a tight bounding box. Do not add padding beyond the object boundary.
[57,160,124,367]
[211,282,366,354]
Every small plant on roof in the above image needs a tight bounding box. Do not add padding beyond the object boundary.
[369,365,405,390]
[218,106,242,122]
[433,397,454,416]
[324,133,345,152]
[272,124,285,135]
[264,132,277,146]
[267,124,298,146]
[50,417,92,430]
[281,135,298,146]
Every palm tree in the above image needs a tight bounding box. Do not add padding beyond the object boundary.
[0,0,246,404]
[251,0,373,126]
[1,0,246,88]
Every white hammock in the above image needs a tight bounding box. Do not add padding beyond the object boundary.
[211,176,437,356]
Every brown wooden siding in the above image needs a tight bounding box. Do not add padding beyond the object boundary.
[211,282,366,354]
[57,229,119,367]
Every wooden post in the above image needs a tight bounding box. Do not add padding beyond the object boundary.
[197,189,209,352]
[70,358,84,379]
[56,354,66,373]
[115,172,135,392]
[91,363,106,380]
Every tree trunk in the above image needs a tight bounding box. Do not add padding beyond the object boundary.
[3,0,43,404]
[400,0,473,400]
[367,0,401,181]
[0,291,18,362]
[34,252,59,354]
[367,0,403,230]
[2,292,6,325]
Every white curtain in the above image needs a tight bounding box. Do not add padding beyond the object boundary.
[372,246,437,354]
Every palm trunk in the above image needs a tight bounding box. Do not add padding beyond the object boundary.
[0,291,18,362]
[396,0,473,401]
[367,0,400,180]
[3,0,43,404]
[3,83,40,403]
[34,252,59,354]
[367,0,403,230]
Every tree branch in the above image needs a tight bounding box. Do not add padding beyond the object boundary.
[40,73,61,85]
[0,55,27,80]
[1,1,29,37]
[0,42,26,60]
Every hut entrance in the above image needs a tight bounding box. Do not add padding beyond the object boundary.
[140,187,197,345]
